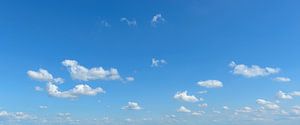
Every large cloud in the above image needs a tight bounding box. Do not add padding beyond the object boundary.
[229,61,280,77]
[197,80,223,88]
[174,91,199,102]
[62,60,121,81]
[46,83,105,99]
[27,69,64,84]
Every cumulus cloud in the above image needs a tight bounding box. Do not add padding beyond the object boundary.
[62,59,121,81]
[151,58,167,67]
[122,102,142,110]
[174,91,199,102]
[120,18,137,26]
[177,106,191,113]
[229,61,280,77]
[197,80,223,88]
[291,106,300,116]
[151,14,165,26]
[192,111,205,116]
[273,77,291,82]
[256,99,280,110]
[27,69,64,84]
[277,91,293,100]
[46,83,105,99]
[0,110,35,121]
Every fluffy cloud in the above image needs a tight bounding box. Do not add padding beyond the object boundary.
[122,102,142,110]
[256,99,280,110]
[27,69,64,84]
[151,14,165,26]
[0,111,34,121]
[151,58,167,67]
[177,106,191,113]
[174,91,199,102]
[277,91,293,100]
[273,77,291,82]
[291,106,300,116]
[197,80,223,88]
[62,60,121,81]
[120,18,137,26]
[229,61,280,77]
[46,83,105,99]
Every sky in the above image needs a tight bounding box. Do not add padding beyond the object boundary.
[1,0,300,125]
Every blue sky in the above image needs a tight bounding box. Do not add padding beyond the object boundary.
[1,0,300,125]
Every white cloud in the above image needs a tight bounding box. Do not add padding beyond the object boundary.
[256,99,280,110]
[174,91,199,102]
[62,59,121,81]
[46,83,105,99]
[197,80,223,88]
[291,106,300,116]
[223,106,229,110]
[290,91,300,96]
[120,18,137,26]
[273,77,291,82]
[198,103,208,108]
[235,107,252,113]
[151,58,167,67]
[192,111,205,116]
[177,106,191,113]
[125,77,135,82]
[122,102,142,110]
[39,105,48,109]
[277,91,293,100]
[229,61,280,77]
[198,90,208,94]
[151,14,165,26]
[0,110,34,120]
[27,68,64,84]
[34,86,43,91]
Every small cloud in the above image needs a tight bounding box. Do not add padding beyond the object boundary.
[256,99,280,110]
[27,68,64,84]
[174,91,199,102]
[197,80,223,88]
[290,91,300,96]
[277,90,293,100]
[177,106,191,113]
[39,105,48,109]
[151,58,167,67]
[120,18,137,26]
[100,20,111,27]
[235,106,252,114]
[198,103,208,108]
[151,13,165,26]
[229,61,280,78]
[125,77,135,82]
[223,106,229,110]
[62,59,122,81]
[197,90,208,94]
[273,77,291,83]
[34,86,43,91]
[192,111,205,116]
[122,102,142,110]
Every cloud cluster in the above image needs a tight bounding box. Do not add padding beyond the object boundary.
[62,60,121,81]
[122,102,142,110]
[197,80,223,88]
[174,91,199,102]
[229,61,280,77]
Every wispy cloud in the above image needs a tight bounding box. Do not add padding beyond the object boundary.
[120,17,137,26]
